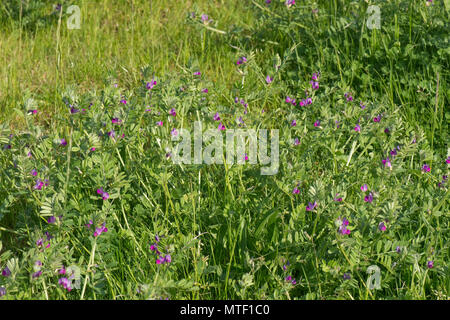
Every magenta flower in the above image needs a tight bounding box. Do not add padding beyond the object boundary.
[299,99,306,107]
[312,72,320,81]
[202,88,208,93]
[60,139,67,146]
[421,164,431,172]
[156,121,163,126]
[31,169,37,176]
[111,118,122,124]
[364,192,373,203]
[427,261,434,269]
[291,119,297,127]
[285,96,294,104]
[361,184,368,192]
[97,188,109,200]
[28,109,38,115]
[306,201,317,211]
[360,102,366,109]
[266,75,273,84]
[292,187,300,194]
[378,222,386,232]
[314,120,320,127]
[446,156,450,164]
[294,137,300,146]
[213,112,221,121]
[373,115,381,122]
[171,128,178,137]
[120,99,127,105]
[193,71,201,76]
[354,124,361,132]
[334,194,343,202]
[218,123,226,131]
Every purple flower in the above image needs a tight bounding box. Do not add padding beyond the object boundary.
[339,217,351,235]
[291,119,297,127]
[344,92,353,102]
[236,56,247,65]
[70,106,80,114]
[60,139,67,146]
[111,118,122,124]
[382,157,392,168]
[193,71,201,76]
[364,192,373,203]
[360,102,366,109]
[0,287,5,297]
[2,266,11,277]
[312,72,320,81]
[293,137,300,146]
[28,109,38,115]
[373,115,381,122]
[156,121,163,126]
[31,169,38,176]
[218,123,226,131]
[120,99,127,105]
[396,246,401,253]
[58,277,72,291]
[334,194,342,202]
[97,188,109,200]
[36,238,43,247]
[47,216,56,224]
[292,187,300,194]
[34,179,45,190]
[427,261,434,269]
[32,270,42,279]
[314,120,320,127]
[446,156,450,164]
[266,75,273,84]
[310,81,319,90]
[354,124,361,132]
[343,273,351,280]
[285,96,294,104]
[421,164,431,172]
[285,0,295,7]
[306,201,317,212]
[146,79,157,90]
[59,266,66,275]
[202,88,208,93]
[378,222,386,232]
[361,184,368,192]
[201,14,210,24]
[171,128,178,137]
[94,223,108,237]
[213,112,221,121]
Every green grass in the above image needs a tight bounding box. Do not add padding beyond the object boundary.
[0,0,448,300]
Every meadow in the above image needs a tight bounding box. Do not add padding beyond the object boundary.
[0,0,449,300]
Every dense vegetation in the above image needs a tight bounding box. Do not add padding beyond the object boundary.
[0,0,448,300]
